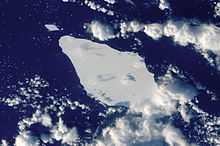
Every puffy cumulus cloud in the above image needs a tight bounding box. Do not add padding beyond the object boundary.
[1,74,93,146]
[159,0,170,10]
[62,0,114,15]
[18,110,52,131]
[14,131,40,146]
[214,2,220,17]
[143,20,220,59]
[87,67,219,146]
[157,66,198,100]
[84,0,115,16]
[51,118,79,145]
[103,0,116,5]
[144,23,164,40]
[117,20,220,69]
[120,21,144,37]
[1,140,8,146]
[89,103,194,146]
[116,20,220,62]
[17,111,79,146]
[145,20,220,70]
[162,126,193,146]
[86,19,220,63]
[85,21,116,41]
[163,21,220,54]
[60,36,204,146]
[87,86,195,146]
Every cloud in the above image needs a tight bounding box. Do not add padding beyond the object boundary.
[51,118,79,145]
[14,131,40,146]
[215,2,220,17]
[17,112,79,146]
[159,0,170,10]
[103,0,116,5]
[120,21,144,37]
[144,23,164,40]
[117,20,220,70]
[1,140,8,146]
[143,20,220,59]
[86,21,116,41]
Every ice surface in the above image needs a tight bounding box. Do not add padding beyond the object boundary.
[59,35,157,105]
[44,24,60,32]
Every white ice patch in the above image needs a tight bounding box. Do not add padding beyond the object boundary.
[86,21,116,41]
[44,24,60,32]
[59,35,157,105]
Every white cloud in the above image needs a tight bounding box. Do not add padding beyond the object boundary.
[103,0,116,5]
[1,140,8,146]
[17,112,79,146]
[143,20,220,57]
[133,20,220,70]
[62,0,76,2]
[117,20,220,62]
[84,0,114,16]
[62,0,114,15]
[144,23,164,40]
[86,21,116,41]
[18,110,52,132]
[14,132,40,146]
[120,21,144,37]
[159,0,170,10]
[51,118,79,145]
[162,126,193,146]
[215,2,220,17]
[163,21,220,54]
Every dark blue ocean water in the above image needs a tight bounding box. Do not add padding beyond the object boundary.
[0,0,220,145]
